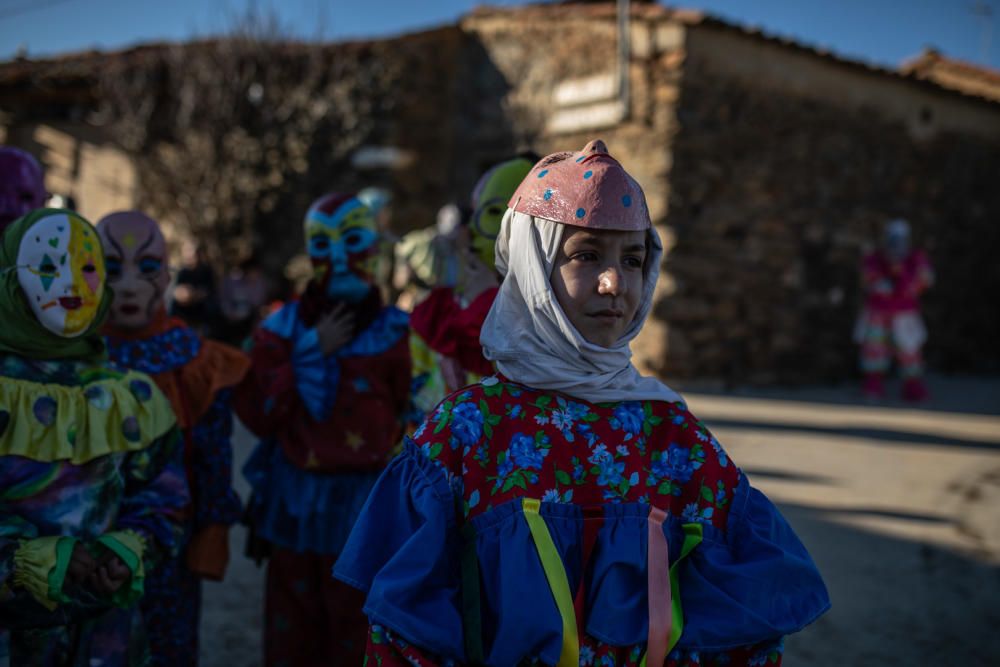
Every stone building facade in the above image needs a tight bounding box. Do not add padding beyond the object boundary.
[463,3,1000,382]
[2,1,998,382]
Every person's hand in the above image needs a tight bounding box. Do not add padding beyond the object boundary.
[172,284,193,304]
[316,303,355,356]
[86,552,131,597]
[459,248,498,302]
[66,542,97,586]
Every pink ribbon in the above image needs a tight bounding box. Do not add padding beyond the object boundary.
[647,506,671,667]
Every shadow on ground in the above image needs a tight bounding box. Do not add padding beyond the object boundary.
[780,501,1000,666]
[678,374,1000,418]
[708,419,1000,452]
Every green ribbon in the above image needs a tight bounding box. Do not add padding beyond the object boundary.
[641,521,704,666]
[460,521,485,664]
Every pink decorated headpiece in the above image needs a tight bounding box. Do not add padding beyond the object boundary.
[508,139,650,231]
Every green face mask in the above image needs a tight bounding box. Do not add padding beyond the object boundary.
[469,158,534,270]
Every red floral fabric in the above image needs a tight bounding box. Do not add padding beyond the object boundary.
[359,375,788,666]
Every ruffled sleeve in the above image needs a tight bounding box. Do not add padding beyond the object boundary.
[1,531,109,630]
[675,475,830,651]
[11,535,75,611]
[334,440,465,660]
[409,287,496,377]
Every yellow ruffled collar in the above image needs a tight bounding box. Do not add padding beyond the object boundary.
[0,368,176,464]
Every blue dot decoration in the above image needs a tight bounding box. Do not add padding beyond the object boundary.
[583,170,593,179]
[129,379,153,402]
[576,156,586,163]
[576,208,586,219]
[33,396,57,426]
[85,385,112,410]
[537,169,549,178]
[122,416,141,443]
[622,195,632,208]
[543,189,553,201]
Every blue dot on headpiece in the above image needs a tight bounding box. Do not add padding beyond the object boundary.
[576,208,586,219]
[537,169,549,178]
[583,170,593,179]
[622,195,632,208]
[543,189,553,201]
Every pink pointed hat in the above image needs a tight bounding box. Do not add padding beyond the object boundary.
[508,139,650,231]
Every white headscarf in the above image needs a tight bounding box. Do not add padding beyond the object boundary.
[480,210,682,404]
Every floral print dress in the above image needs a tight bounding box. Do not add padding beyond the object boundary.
[335,376,829,667]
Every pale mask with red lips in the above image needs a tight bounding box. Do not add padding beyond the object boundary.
[16,211,105,337]
[97,211,170,330]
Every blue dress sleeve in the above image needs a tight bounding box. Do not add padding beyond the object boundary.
[675,475,830,651]
[190,389,243,527]
[334,439,465,660]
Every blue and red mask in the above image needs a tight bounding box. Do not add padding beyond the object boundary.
[304,193,379,302]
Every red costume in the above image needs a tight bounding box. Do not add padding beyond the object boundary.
[854,219,933,400]
[235,193,411,666]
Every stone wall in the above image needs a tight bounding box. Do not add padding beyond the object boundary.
[4,3,998,382]
[657,24,1000,382]
[1,27,520,277]
[463,5,684,374]
[107,27,518,276]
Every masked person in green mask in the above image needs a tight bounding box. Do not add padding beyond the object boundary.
[406,155,536,431]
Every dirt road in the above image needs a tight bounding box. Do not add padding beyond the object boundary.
[201,375,1000,666]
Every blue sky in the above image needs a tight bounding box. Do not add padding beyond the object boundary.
[1,0,998,71]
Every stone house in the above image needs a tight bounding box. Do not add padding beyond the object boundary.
[2,1,998,383]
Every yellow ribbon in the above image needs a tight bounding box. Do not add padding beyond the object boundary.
[523,498,579,667]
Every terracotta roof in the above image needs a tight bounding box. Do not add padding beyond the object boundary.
[901,48,1000,102]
